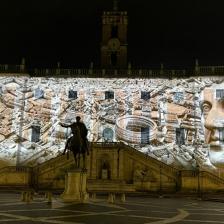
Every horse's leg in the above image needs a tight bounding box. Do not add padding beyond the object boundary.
[75,155,78,168]
[72,151,77,168]
[78,152,81,168]
[83,153,86,169]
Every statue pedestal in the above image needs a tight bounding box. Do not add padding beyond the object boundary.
[61,169,88,203]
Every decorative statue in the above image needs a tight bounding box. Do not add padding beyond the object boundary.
[60,116,89,168]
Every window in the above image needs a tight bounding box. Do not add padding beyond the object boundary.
[105,91,114,99]
[34,88,44,99]
[111,25,118,38]
[141,127,150,144]
[103,128,114,142]
[111,53,117,66]
[68,90,77,99]
[176,128,185,146]
[216,89,224,99]
[174,92,184,102]
[31,125,41,142]
[141,91,150,100]
[0,86,2,96]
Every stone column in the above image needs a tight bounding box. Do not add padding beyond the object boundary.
[111,152,118,180]
[86,152,91,178]
[118,150,124,180]
[61,169,88,203]
[91,147,97,179]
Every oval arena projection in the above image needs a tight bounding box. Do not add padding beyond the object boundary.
[115,115,157,144]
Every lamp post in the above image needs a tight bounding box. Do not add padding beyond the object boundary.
[196,164,200,198]
[16,78,27,167]
[159,165,162,197]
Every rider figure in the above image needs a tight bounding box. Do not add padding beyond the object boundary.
[60,116,89,155]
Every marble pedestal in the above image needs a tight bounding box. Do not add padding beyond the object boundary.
[61,168,88,203]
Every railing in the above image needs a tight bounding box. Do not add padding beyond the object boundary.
[122,142,179,177]
[30,68,193,78]
[0,64,224,77]
[92,142,124,148]
[181,169,224,185]
[201,170,224,185]
[198,66,224,75]
[0,64,25,73]
[0,166,32,174]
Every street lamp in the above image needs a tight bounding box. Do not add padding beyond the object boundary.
[159,165,162,197]
[196,164,201,198]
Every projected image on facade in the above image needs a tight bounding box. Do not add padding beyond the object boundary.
[201,83,224,168]
[0,76,223,170]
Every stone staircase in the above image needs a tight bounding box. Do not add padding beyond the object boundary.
[122,143,179,180]
[0,142,224,193]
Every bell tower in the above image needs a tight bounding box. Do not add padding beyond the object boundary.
[101,0,128,68]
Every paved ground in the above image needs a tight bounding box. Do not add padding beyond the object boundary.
[0,193,224,223]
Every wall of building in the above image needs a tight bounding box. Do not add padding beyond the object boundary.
[0,75,223,172]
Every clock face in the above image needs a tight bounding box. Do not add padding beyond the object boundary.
[108,38,120,51]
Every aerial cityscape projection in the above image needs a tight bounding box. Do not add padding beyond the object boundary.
[0,76,223,170]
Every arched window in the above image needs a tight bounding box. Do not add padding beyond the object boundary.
[103,128,114,142]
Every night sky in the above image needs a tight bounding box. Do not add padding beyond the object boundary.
[1,0,224,69]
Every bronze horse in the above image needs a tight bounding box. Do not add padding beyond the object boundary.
[64,124,89,168]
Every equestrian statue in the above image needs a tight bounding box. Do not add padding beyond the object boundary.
[60,116,89,168]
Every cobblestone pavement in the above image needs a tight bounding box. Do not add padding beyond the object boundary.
[0,193,224,223]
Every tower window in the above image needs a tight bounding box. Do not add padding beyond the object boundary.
[216,89,224,99]
[111,53,117,66]
[31,125,41,142]
[176,128,185,146]
[111,25,118,38]
[141,91,150,100]
[68,90,77,99]
[105,91,114,99]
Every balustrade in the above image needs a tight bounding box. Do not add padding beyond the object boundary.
[0,64,224,77]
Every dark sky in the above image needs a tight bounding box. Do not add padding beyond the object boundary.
[1,0,224,68]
